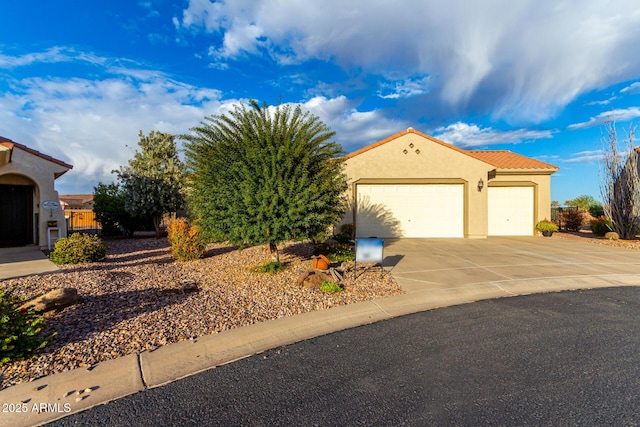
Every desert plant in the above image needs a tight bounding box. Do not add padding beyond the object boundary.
[605,231,620,240]
[183,101,347,263]
[0,287,55,365]
[50,233,107,265]
[535,219,558,233]
[320,281,343,294]
[590,216,613,236]
[167,218,207,262]
[560,209,585,232]
[599,121,640,239]
[257,261,287,274]
[313,242,355,262]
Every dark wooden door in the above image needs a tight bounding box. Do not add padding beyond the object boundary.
[0,184,34,247]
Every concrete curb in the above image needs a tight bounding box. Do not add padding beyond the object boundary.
[2,274,639,426]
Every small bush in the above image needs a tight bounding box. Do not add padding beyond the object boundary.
[257,261,287,274]
[320,281,343,294]
[536,219,558,233]
[50,233,107,265]
[590,216,613,236]
[313,243,355,262]
[588,203,605,218]
[561,209,585,232]
[332,233,353,245]
[0,287,56,365]
[167,218,207,262]
[605,231,620,240]
[339,223,355,237]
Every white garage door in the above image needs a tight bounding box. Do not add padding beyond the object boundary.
[488,186,534,236]
[356,184,464,238]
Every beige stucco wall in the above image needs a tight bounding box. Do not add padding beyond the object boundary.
[343,132,494,238]
[342,131,556,238]
[0,146,70,248]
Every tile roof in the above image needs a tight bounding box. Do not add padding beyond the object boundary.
[0,136,73,172]
[344,128,559,171]
[469,150,559,170]
[59,194,94,205]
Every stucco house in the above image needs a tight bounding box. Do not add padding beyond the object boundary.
[0,137,73,248]
[343,128,559,239]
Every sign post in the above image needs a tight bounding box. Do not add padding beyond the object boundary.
[354,238,384,279]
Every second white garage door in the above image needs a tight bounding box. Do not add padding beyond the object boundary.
[488,186,534,236]
[356,184,464,238]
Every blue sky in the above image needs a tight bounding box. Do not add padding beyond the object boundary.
[1,1,640,203]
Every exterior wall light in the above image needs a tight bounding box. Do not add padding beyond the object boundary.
[477,179,484,192]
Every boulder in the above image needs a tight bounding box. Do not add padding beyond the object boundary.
[20,288,78,313]
[296,270,334,289]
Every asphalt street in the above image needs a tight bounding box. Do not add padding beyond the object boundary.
[49,287,640,426]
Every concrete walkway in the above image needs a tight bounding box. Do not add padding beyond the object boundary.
[0,246,59,280]
[2,237,640,426]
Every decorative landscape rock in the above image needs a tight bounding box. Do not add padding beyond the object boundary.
[19,288,78,313]
[296,270,335,289]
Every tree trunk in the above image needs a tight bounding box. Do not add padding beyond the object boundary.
[153,214,162,238]
[269,242,280,263]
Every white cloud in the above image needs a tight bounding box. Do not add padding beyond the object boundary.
[0,47,407,192]
[378,75,431,99]
[296,96,409,151]
[563,150,603,164]
[0,46,107,68]
[0,59,235,194]
[177,0,640,123]
[567,107,640,130]
[621,82,640,95]
[433,122,553,148]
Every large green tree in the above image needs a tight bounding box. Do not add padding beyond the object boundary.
[183,101,347,262]
[115,131,186,237]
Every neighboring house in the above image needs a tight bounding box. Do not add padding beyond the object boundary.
[59,194,94,210]
[343,128,559,238]
[0,137,73,248]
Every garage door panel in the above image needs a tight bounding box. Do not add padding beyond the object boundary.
[488,187,534,236]
[356,184,463,238]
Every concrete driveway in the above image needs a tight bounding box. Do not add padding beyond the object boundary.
[383,237,640,294]
[0,246,59,280]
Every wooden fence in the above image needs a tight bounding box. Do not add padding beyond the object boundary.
[65,209,100,234]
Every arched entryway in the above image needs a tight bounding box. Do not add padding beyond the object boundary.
[0,175,36,247]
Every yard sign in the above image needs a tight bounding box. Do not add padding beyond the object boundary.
[354,238,384,279]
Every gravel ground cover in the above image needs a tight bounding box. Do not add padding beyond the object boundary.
[551,229,640,250]
[1,238,403,390]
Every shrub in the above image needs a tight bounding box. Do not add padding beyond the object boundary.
[535,219,558,233]
[167,218,207,262]
[339,223,355,237]
[332,232,353,245]
[590,216,613,236]
[256,261,287,274]
[313,243,355,262]
[561,209,585,232]
[588,203,605,218]
[605,231,620,240]
[50,233,107,265]
[320,281,343,294]
[0,287,55,365]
